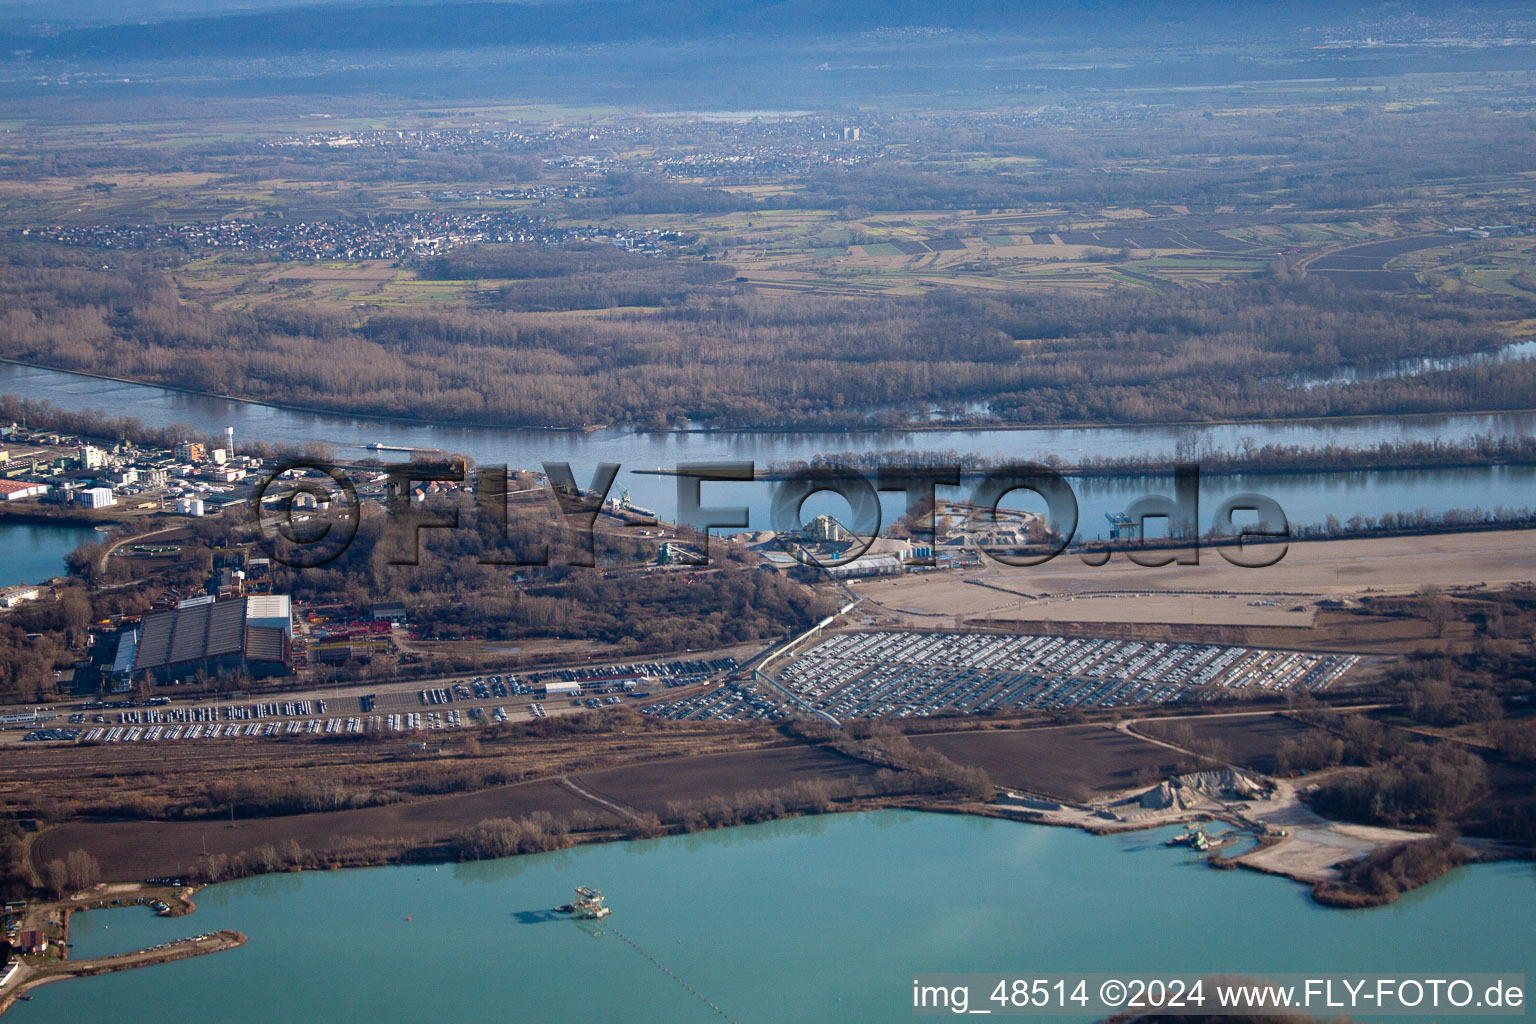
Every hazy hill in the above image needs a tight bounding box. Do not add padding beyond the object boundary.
[2,1,1533,106]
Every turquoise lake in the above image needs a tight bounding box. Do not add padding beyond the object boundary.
[12,811,1535,1023]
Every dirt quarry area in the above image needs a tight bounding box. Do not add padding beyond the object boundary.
[984,769,1432,890]
[854,530,1536,628]
[1233,778,1433,883]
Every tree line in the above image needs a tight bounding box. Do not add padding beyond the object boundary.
[1,245,1528,432]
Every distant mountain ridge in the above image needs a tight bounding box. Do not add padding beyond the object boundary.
[5,0,1529,59]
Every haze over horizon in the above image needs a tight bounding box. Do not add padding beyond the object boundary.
[3,0,1533,109]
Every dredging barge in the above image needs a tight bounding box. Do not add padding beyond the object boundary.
[557,887,612,920]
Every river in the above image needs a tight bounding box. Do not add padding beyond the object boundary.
[1287,339,1536,389]
[6,361,1536,537]
[10,812,1535,1023]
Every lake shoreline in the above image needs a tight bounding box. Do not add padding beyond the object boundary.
[28,793,1490,922]
[13,808,1528,1022]
[6,800,1511,1015]
[0,505,123,529]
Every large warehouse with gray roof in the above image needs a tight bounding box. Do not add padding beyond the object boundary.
[124,595,292,684]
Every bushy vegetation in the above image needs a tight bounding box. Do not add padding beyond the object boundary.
[0,395,330,464]
[1272,713,1406,776]
[274,493,838,651]
[804,719,997,801]
[662,774,913,832]
[41,848,101,898]
[0,822,32,902]
[187,835,426,883]
[1389,643,1536,731]
[1,247,1527,431]
[783,435,1536,479]
[1311,835,1474,908]
[451,810,588,860]
[1308,746,1488,827]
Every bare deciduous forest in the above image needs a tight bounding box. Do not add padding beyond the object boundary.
[1,243,1528,429]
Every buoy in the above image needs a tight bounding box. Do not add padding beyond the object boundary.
[405,916,411,921]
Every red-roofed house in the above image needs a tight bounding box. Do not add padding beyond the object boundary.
[15,930,47,954]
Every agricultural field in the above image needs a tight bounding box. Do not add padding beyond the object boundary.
[569,745,882,816]
[909,723,1181,798]
[11,715,915,882]
[1132,711,1328,775]
[1304,234,1464,291]
[5,120,1528,312]
[31,777,616,880]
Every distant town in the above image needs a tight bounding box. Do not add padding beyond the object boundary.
[20,213,690,263]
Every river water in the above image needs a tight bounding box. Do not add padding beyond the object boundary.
[11,812,1535,1023]
[4,361,1536,547]
[1288,339,1536,389]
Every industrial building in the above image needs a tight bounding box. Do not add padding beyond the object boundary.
[372,602,409,622]
[0,585,41,609]
[14,930,48,955]
[245,594,294,636]
[803,515,848,542]
[0,479,46,501]
[823,553,904,579]
[124,595,293,684]
[542,680,582,698]
[77,486,116,509]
